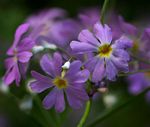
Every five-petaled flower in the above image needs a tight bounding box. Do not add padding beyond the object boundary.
[30,52,89,112]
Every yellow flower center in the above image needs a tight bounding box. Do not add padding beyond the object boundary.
[53,77,68,89]
[131,40,139,53]
[98,44,112,58]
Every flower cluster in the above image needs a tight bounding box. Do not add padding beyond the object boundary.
[3,7,150,112]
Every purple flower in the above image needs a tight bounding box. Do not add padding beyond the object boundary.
[139,28,150,59]
[78,8,137,39]
[78,7,100,29]
[128,73,150,102]
[70,22,132,82]
[26,8,67,44]
[26,8,81,55]
[108,15,137,39]
[3,23,35,86]
[49,19,81,48]
[30,52,89,112]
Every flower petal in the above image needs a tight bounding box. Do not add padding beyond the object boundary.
[18,62,28,78]
[31,71,53,85]
[3,67,16,85]
[40,54,55,77]
[15,64,21,86]
[66,85,89,101]
[78,29,100,46]
[55,90,65,112]
[113,35,133,49]
[53,52,62,76]
[42,88,57,109]
[65,60,82,77]
[111,55,129,72]
[94,22,112,44]
[84,57,98,73]
[113,49,130,61]
[40,54,62,77]
[105,59,118,81]
[17,37,35,52]
[3,64,20,86]
[68,69,90,83]
[14,23,30,46]
[92,58,105,82]
[7,23,30,55]
[17,51,32,63]
[70,41,97,54]
[66,86,88,109]
[30,80,52,93]
[4,57,16,69]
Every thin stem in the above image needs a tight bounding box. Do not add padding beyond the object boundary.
[101,0,110,24]
[118,69,150,77]
[85,87,150,127]
[77,100,92,127]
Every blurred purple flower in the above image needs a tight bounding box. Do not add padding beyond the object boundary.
[128,73,150,102]
[3,23,35,86]
[139,28,150,59]
[108,15,137,39]
[26,8,67,44]
[26,8,81,56]
[78,7,100,29]
[71,22,132,82]
[49,19,81,48]
[78,8,137,39]
[30,52,89,112]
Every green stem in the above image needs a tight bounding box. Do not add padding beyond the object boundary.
[118,69,150,77]
[85,87,150,127]
[77,100,92,127]
[100,0,110,24]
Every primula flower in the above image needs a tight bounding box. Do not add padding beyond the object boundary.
[3,23,34,86]
[30,52,89,112]
[70,22,132,82]
[26,8,66,44]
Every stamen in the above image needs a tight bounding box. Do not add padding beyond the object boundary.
[98,44,112,58]
[53,77,68,89]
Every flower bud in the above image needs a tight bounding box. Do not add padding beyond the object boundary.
[62,61,71,70]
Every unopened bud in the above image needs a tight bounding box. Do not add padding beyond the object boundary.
[62,61,70,70]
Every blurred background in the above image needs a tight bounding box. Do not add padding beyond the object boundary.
[0,0,150,127]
